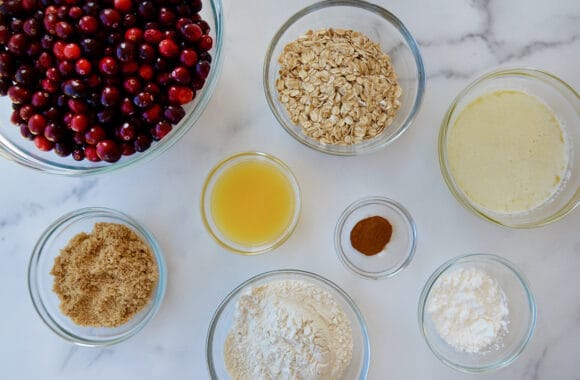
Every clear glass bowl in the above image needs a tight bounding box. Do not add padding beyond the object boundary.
[201,152,301,255]
[263,0,425,155]
[0,0,223,175]
[28,207,167,346]
[335,196,417,279]
[206,269,370,379]
[439,67,580,228]
[418,254,536,373]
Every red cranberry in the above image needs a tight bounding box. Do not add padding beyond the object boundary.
[52,41,66,60]
[180,49,198,67]
[164,105,185,123]
[31,91,51,108]
[195,60,211,79]
[63,79,87,98]
[121,97,136,115]
[101,86,121,107]
[28,114,47,135]
[21,125,34,140]
[68,6,84,20]
[180,23,202,42]
[122,61,139,74]
[153,121,172,140]
[142,104,162,124]
[75,59,92,76]
[0,53,15,77]
[58,60,75,76]
[72,148,85,161]
[134,132,151,152]
[196,20,211,34]
[44,124,66,142]
[15,65,37,86]
[19,105,35,121]
[198,35,213,51]
[79,16,99,33]
[41,79,59,93]
[138,64,154,81]
[116,42,135,62]
[96,139,121,162]
[170,66,191,84]
[143,82,159,95]
[70,114,89,132]
[168,86,193,105]
[176,17,192,30]
[123,13,138,28]
[138,43,156,62]
[133,91,154,108]
[123,77,141,94]
[54,141,73,157]
[84,145,101,161]
[118,122,136,141]
[125,27,143,43]
[85,125,107,145]
[144,29,163,44]
[99,57,119,75]
[63,43,81,60]
[55,22,74,39]
[68,99,89,113]
[100,9,121,29]
[34,135,54,151]
[137,1,155,20]
[114,0,132,13]
[158,39,179,58]
[8,86,31,104]
[121,142,135,156]
[23,18,40,38]
[8,34,29,56]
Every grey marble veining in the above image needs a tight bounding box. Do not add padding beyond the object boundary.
[0,0,578,379]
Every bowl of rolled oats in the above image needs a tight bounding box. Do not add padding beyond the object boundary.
[264,0,425,155]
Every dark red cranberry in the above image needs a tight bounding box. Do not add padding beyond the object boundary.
[38,52,54,70]
[44,107,61,121]
[44,124,66,142]
[20,125,34,140]
[144,29,162,44]
[58,60,75,76]
[120,97,136,115]
[97,108,117,123]
[123,77,141,94]
[181,23,202,42]
[68,99,89,113]
[0,53,15,77]
[153,121,172,140]
[198,35,213,51]
[41,79,59,93]
[121,142,135,156]
[63,43,81,60]
[176,18,192,30]
[31,91,50,108]
[138,64,154,81]
[79,16,99,33]
[11,109,24,125]
[170,66,191,84]
[158,7,176,26]
[68,6,83,20]
[99,57,119,75]
[63,79,87,98]
[118,122,136,141]
[142,104,162,124]
[19,105,35,121]
[190,0,202,13]
[123,13,137,27]
[158,39,178,58]
[180,49,198,67]
[55,21,74,39]
[72,147,85,161]
[15,65,37,86]
[143,82,159,95]
[191,75,205,90]
[96,139,121,162]
[27,42,42,57]
[164,105,185,123]
[108,33,123,46]
[8,86,31,104]
[121,61,138,74]
[137,1,155,20]
[23,18,40,38]
[54,141,73,157]
[8,34,29,56]
[168,86,193,105]
[80,38,102,58]
[116,42,135,62]
[85,125,107,145]
[101,86,121,107]
[138,43,156,62]
[196,20,211,34]
[134,132,151,152]
[84,145,101,161]
[195,60,211,79]
[100,9,121,29]
[199,51,212,63]
[0,26,10,45]
[133,91,154,108]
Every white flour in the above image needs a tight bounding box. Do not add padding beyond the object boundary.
[224,280,353,380]
[427,267,510,353]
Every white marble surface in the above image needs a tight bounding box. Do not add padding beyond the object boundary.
[1,0,579,379]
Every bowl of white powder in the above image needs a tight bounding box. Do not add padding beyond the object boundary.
[206,269,370,379]
[418,254,536,373]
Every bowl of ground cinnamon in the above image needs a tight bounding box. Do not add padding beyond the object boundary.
[28,207,166,346]
[335,196,417,279]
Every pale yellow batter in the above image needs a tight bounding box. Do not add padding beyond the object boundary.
[447,90,568,214]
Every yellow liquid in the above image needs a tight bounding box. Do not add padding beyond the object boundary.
[210,159,296,247]
[448,90,568,213]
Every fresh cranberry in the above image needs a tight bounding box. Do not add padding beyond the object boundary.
[19,105,35,121]
[153,121,172,140]
[15,65,37,86]
[55,22,74,39]
[34,135,54,151]
[196,20,211,34]
[28,114,47,135]
[170,66,191,84]
[31,91,51,108]
[168,86,193,105]
[118,122,137,141]
[72,147,85,161]
[114,0,132,13]
[84,145,101,161]
[79,16,99,33]
[121,61,139,74]
[58,60,75,76]
[123,77,141,94]
[44,124,66,142]
[133,91,154,108]
[180,49,198,67]
[138,64,154,81]
[142,104,162,124]
[70,114,89,133]
[54,141,73,157]
[137,1,155,20]
[181,23,202,42]
[23,19,40,38]
[158,39,179,58]
[63,79,87,98]
[125,27,143,43]
[63,43,81,60]
[100,9,121,29]
[116,42,135,62]
[99,57,119,75]
[8,86,31,104]
[120,97,136,115]
[195,60,211,79]
[101,86,121,107]
[96,139,121,162]
[134,132,151,152]
[85,125,107,145]
[121,142,135,156]
[68,6,84,20]
[198,35,213,51]
[75,59,92,76]
[68,99,89,113]
[164,105,185,123]
[41,78,59,93]
[144,29,163,44]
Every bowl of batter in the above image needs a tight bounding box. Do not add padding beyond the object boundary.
[439,68,579,228]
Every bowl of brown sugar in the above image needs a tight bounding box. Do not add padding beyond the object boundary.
[335,196,417,279]
[28,207,166,346]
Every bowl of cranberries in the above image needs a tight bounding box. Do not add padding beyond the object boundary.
[0,0,223,174]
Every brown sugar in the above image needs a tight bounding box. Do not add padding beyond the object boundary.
[50,222,159,328]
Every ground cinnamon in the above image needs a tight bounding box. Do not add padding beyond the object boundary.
[350,216,393,256]
[50,222,158,327]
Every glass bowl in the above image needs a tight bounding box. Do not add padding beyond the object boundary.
[28,207,167,346]
[206,269,370,379]
[0,0,223,175]
[263,0,425,155]
[201,152,301,255]
[335,196,417,279]
[418,254,536,373]
[439,68,580,228]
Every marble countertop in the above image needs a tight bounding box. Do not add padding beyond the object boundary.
[1,0,578,379]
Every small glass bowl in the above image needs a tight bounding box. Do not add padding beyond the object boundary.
[28,207,167,346]
[418,254,536,373]
[201,152,301,255]
[439,67,580,228]
[335,196,417,279]
[206,269,370,379]
[0,0,223,175]
[263,0,425,155]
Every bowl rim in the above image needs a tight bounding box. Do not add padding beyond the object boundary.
[205,268,371,379]
[417,253,537,373]
[27,207,167,346]
[334,196,417,279]
[0,0,224,176]
[263,0,426,156]
[200,151,302,255]
[438,66,580,228]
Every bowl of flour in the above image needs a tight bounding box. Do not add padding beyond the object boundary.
[418,254,536,373]
[206,269,370,379]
